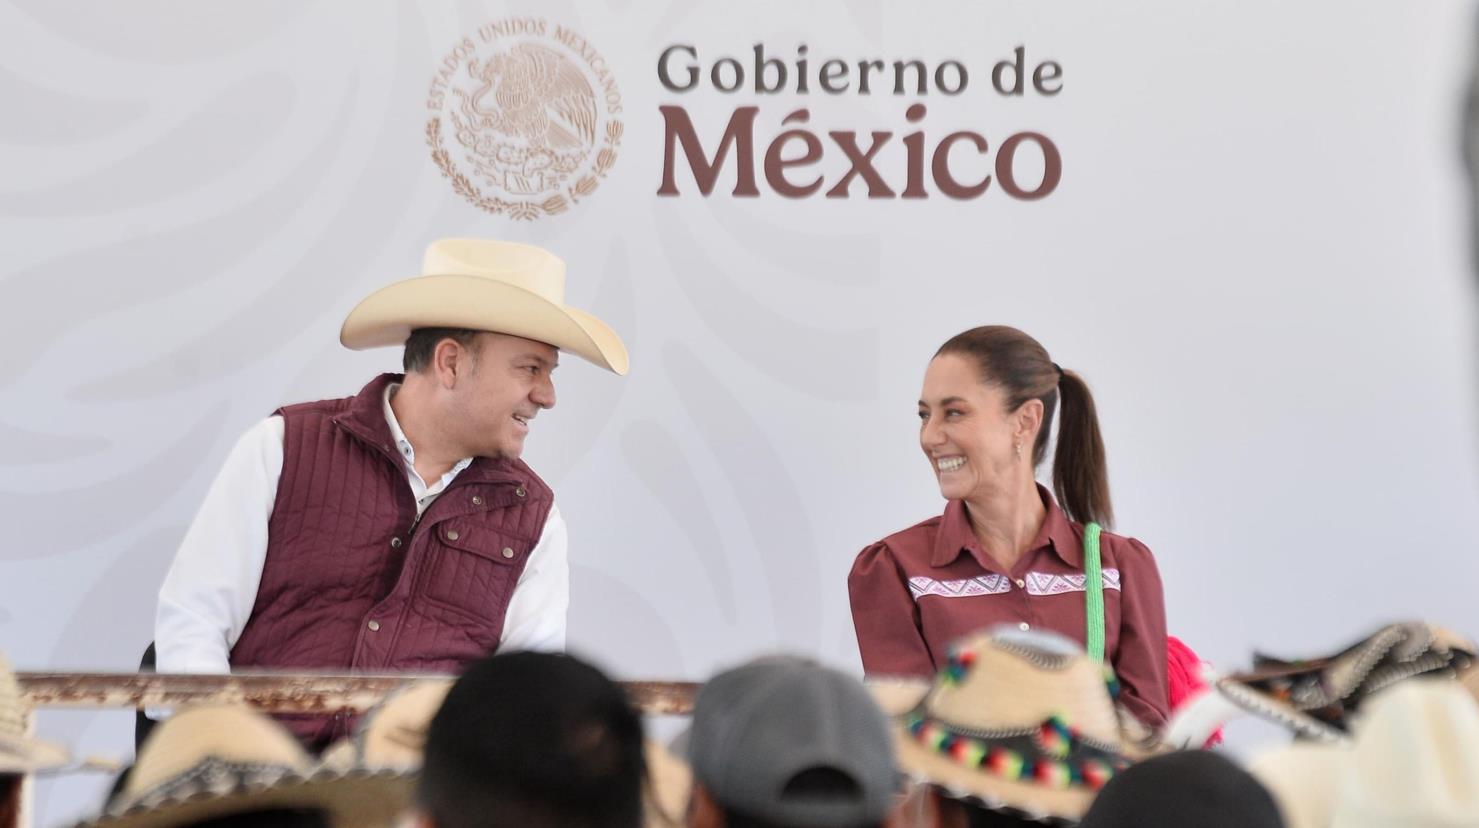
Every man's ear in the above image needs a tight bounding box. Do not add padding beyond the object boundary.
[431,336,470,389]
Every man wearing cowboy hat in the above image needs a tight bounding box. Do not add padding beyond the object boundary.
[153,239,628,749]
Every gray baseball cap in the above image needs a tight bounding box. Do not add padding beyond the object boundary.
[687,656,897,827]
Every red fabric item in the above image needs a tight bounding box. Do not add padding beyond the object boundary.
[230,373,553,748]
[847,487,1170,728]
[1166,634,1222,747]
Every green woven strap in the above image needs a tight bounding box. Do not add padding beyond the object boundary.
[1083,522,1106,663]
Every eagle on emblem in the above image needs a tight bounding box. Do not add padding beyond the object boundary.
[465,43,597,153]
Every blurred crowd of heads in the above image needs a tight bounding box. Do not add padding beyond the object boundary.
[7,619,1479,828]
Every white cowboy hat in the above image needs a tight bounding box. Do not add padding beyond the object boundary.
[77,705,411,828]
[340,238,629,375]
[0,652,68,773]
[1247,743,1344,828]
[1250,679,1479,828]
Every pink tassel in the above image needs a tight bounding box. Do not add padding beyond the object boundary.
[1167,635,1223,748]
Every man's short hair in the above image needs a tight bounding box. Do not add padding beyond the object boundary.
[418,651,645,828]
[402,327,482,374]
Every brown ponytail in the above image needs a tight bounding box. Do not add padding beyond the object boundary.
[936,326,1114,527]
[1052,368,1113,527]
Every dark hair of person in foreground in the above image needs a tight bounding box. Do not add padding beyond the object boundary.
[187,809,330,828]
[1,775,20,828]
[417,650,646,828]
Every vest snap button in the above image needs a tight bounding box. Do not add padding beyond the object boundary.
[367,620,381,632]
[446,530,460,541]
[472,495,484,506]
[501,547,515,559]
[515,486,527,498]
[390,537,402,549]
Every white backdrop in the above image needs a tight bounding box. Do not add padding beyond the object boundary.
[4,0,1479,823]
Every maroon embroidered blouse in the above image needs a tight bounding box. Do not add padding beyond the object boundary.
[847,486,1169,727]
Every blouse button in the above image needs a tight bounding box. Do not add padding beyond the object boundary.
[1014,578,1025,588]
[515,486,527,498]
[501,547,515,559]
[446,530,460,541]
[472,495,484,506]
[1018,622,1031,632]
[367,620,381,632]
[389,537,402,549]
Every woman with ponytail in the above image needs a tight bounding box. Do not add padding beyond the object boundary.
[847,326,1170,727]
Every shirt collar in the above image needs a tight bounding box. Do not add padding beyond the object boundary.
[382,383,474,477]
[930,484,1083,569]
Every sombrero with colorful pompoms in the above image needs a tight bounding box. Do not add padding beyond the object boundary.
[890,626,1156,825]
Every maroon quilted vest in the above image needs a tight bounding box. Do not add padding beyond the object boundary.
[230,373,554,748]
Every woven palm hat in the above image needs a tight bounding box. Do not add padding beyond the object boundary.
[642,740,691,828]
[867,678,931,718]
[891,627,1144,825]
[340,238,629,375]
[320,680,452,774]
[76,705,411,828]
[1250,679,1479,828]
[0,651,68,773]
[1215,621,1476,742]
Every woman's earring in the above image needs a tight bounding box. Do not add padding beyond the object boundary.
[1014,441,1022,459]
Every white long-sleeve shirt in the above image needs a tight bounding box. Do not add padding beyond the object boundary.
[155,384,568,675]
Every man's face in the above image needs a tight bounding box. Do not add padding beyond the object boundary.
[448,332,558,460]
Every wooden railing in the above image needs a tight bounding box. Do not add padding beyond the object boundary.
[16,671,700,715]
[9,672,698,828]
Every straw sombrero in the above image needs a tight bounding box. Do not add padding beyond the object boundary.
[319,680,452,774]
[890,627,1148,825]
[340,238,629,375]
[1214,621,1475,742]
[1250,679,1479,828]
[0,652,68,773]
[77,705,410,828]
[643,740,691,828]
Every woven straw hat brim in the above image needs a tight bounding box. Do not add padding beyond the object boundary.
[643,741,691,828]
[0,731,69,773]
[893,727,1089,824]
[319,680,452,775]
[1225,622,1475,741]
[316,740,355,774]
[866,678,931,718]
[927,640,1124,750]
[75,769,412,828]
[1213,678,1348,743]
[339,274,628,375]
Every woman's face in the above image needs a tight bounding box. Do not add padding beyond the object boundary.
[918,354,1027,502]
